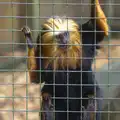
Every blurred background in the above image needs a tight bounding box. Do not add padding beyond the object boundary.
[0,0,120,120]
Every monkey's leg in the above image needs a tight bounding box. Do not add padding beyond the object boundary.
[41,92,54,120]
[95,86,103,120]
[41,80,55,120]
[41,85,81,120]
[41,81,68,120]
[82,71,103,120]
[21,26,38,83]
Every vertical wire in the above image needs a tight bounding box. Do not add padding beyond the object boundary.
[81,0,83,119]
[39,0,42,119]
[11,0,14,119]
[25,0,28,119]
[52,0,56,119]
[108,1,112,120]
[94,0,97,119]
[66,0,69,120]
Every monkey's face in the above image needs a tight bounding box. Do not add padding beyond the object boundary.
[55,31,70,49]
[41,17,80,51]
[41,17,82,69]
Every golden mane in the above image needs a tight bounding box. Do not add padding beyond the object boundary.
[41,17,82,70]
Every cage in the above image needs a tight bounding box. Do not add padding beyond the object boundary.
[0,0,120,120]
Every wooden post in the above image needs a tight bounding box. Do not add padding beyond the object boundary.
[32,0,40,40]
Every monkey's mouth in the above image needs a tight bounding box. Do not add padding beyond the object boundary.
[58,43,68,49]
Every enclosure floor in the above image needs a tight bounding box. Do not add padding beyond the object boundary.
[0,67,41,120]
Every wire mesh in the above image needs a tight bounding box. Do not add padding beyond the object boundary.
[0,0,120,120]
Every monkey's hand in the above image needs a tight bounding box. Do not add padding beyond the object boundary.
[21,26,31,36]
[21,26,33,48]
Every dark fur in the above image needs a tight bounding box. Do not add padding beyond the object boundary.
[40,20,104,120]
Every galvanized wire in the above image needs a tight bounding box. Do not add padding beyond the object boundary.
[0,0,120,120]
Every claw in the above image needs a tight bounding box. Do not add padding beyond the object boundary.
[21,26,31,35]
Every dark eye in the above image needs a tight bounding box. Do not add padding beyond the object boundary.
[58,33,63,39]
[64,31,69,36]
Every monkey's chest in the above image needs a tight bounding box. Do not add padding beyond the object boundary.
[42,69,95,98]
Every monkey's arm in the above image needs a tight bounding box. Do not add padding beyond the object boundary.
[81,0,109,69]
[94,0,109,36]
[21,26,39,83]
[81,1,107,120]
[22,26,53,120]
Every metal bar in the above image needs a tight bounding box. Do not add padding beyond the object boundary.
[32,0,40,40]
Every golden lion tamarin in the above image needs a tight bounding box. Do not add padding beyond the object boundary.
[22,0,109,120]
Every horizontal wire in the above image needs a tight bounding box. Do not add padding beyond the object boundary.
[0,2,120,5]
[0,30,119,33]
[0,83,119,86]
[0,110,119,113]
[1,69,120,72]
[0,96,118,100]
[0,29,119,32]
[0,16,120,19]
[1,56,120,60]
[1,42,120,46]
